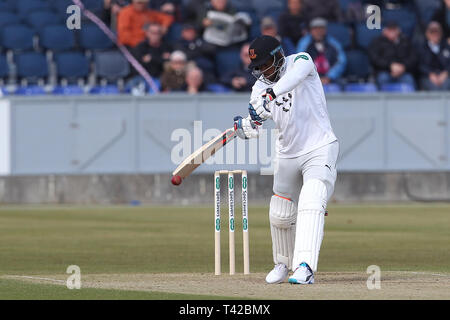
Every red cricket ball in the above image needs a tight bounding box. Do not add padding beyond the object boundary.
[171,175,182,186]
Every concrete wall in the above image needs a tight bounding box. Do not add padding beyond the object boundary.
[1,172,450,205]
[1,92,450,175]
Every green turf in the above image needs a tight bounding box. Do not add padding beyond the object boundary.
[0,204,449,298]
[0,279,239,300]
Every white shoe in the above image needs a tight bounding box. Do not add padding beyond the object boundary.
[265,263,289,284]
[288,262,315,284]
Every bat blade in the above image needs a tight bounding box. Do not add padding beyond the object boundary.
[172,128,236,179]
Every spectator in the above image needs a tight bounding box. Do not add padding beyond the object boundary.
[368,21,417,89]
[278,0,308,45]
[132,23,172,78]
[160,51,192,92]
[200,0,251,47]
[260,17,296,55]
[172,23,216,80]
[117,0,174,48]
[419,21,450,90]
[102,0,130,28]
[297,18,347,84]
[220,43,255,92]
[303,0,342,23]
[431,0,450,42]
[185,66,206,94]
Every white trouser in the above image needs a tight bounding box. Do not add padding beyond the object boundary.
[269,141,339,271]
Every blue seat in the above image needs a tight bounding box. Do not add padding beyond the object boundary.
[53,85,85,95]
[89,85,121,95]
[94,50,130,82]
[206,83,232,93]
[0,12,20,28]
[355,23,382,49]
[323,83,342,93]
[25,11,62,31]
[415,0,441,25]
[15,52,48,80]
[165,22,183,44]
[16,0,51,17]
[382,8,417,37]
[381,83,415,93]
[328,22,351,49]
[0,24,34,51]
[215,48,241,76]
[345,83,378,93]
[14,85,47,95]
[83,0,103,12]
[0,54,9,78]
[40,25,76,51]
[0,0,16,12]
[79,23,114,50]
[345,49,370,80]
[51,0,74,14]
[55,52,90,81]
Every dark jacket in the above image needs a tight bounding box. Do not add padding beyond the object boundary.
[278,12,308,45]
[132,40,172,78]
[303,0,342,23]
[419,40,450,76]
[368,35,417,73]
[220,63,255,92]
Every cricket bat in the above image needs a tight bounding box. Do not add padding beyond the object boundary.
[171,127,237,185]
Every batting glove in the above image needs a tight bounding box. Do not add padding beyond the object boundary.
[234,116,259,139]
[248,88,276,125]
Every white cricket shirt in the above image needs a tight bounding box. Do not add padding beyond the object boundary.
[250,52,337,158]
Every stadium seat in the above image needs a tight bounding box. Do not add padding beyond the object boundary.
[53,85,85,95]
[82,0,103,12]
[14,85,47,95]
[414,0,441,25]
[55,52,90,82]
[15,52,48,81]
[345,83,378,93]
[382,8,417,37]
[0,53,9,79]
[345,49,370,81]
[328,23,352,49]
[165,22,183,44]
[206,83,232,93]
[16,0,51,17]
[79,23,114,50]
[355,23,382,49]
[25,11,62,31]
[0,24,34,51]
[51,0,74,14]
[323,83,342,94]
[215,48,241,76]
[0,0,16,12]
[89,85,121,95]
[39,25,76,51]
[381,83,415,93]
[0,12,20,28]
[94,50,130,82]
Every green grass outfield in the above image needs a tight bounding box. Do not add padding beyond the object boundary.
[0,204,449,299]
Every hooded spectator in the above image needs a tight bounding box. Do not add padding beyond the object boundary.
[160,51,192,92]
[297,18,347,84]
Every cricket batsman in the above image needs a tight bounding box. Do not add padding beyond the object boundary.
[233,35,339,284]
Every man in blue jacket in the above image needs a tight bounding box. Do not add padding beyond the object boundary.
[296,18,347,85]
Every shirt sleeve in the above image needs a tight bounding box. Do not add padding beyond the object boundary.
[272,53,315,96]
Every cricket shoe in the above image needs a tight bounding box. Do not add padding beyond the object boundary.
[288,262,315,284]
[265,263,289,284]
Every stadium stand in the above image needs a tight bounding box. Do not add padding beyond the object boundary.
[0,0,446,95]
